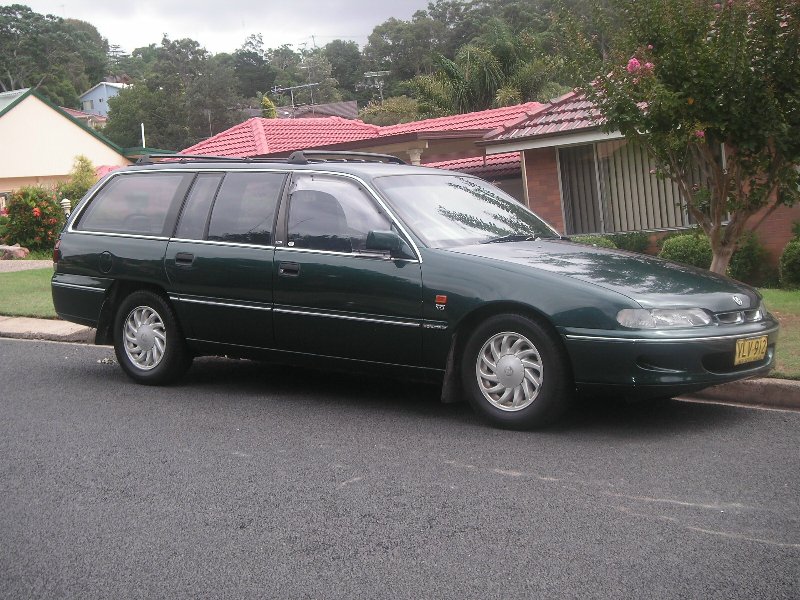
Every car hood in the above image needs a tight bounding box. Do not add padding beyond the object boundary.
[448,240,760,312]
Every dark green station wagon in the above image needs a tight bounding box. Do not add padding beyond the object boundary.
[52,151,778,428]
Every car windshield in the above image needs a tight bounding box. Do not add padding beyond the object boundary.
[373,173,560,248]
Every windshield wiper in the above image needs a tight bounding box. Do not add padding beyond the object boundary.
[483,234,540,244]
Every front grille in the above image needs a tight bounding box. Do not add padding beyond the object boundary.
[715,308,762,325]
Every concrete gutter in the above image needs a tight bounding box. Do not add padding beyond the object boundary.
[0,316,797,410]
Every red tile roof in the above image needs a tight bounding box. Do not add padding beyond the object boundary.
[180,103,546,158]
[182,117,380,157]
[380,102,544,135]
[426,152,520,178]
[485,91,604,142]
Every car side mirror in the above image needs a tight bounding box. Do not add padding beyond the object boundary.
[366,230,414,259]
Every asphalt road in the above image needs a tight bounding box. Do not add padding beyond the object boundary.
[1,339,798,599]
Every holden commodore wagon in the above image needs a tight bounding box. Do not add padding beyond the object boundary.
[52,151,779,429]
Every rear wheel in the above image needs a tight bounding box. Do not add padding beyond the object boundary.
[460,314,573,429]
[113,290,192,385]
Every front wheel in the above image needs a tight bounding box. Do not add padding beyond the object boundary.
[113,290,192,385]
[460,314,573,429]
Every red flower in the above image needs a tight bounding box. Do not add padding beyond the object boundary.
[32,207,42,218]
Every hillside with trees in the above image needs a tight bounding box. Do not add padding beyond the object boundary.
[1,1,584,149]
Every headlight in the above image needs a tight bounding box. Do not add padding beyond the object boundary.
[617,308,712,329]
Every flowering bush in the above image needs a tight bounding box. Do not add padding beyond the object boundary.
[5,186,65,251]
[573,0,800,274]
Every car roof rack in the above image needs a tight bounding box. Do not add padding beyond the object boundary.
[287,150,406,165]
[135,154,289,165]
[135,151,406,166]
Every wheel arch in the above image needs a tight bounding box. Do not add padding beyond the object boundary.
[95,280,172,345]
[440,301,575,403]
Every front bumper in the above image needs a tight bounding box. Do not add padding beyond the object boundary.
[562,320,779,399]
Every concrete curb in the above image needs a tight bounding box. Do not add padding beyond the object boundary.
[0,316,96,344]
[0,316,797,410]
[683,378,800,410]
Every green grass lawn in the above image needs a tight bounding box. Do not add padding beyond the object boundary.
[0,268,57,319]
[761,289,800,380]
[0,268,797,378]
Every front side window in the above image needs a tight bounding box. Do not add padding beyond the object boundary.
[374,174,558,248]
[287,175,391,252]
[207,172,286,245]
[76,173,190,235]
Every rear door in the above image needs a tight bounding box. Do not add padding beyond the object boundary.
[165,170,287,348]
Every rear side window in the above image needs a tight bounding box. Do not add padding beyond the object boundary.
[76,173,190,236]
[207,172,286,246]
[175,174,223,240]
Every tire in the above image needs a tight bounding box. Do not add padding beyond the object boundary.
[113,290,192,385]
[460,314,573,429]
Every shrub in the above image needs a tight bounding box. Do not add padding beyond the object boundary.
[56,155,97,207]
[608,231,650,253]
[658,233,712,269]
[728,231,768,284]
[0,210,9,243]
[780,238,800,288]
[570,235,618,249]
[5,186,65,251]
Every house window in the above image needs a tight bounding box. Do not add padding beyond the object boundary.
[82,100,94,111]
[559,139,694,235]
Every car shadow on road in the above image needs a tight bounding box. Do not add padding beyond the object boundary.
[176,356,752,436]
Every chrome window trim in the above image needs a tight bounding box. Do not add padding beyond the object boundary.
[285,170,423,263]
[565,326,779,343]
[169,295,273,312]
[63,230,170,241]
[277,245,419,263]
[274,306,421,328]
[168,237,275,250]
[51,281,106,293]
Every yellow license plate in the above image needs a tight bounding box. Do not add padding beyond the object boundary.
[734,336,768,365]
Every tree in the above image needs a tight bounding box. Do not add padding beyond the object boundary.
[104,36,245,150]
[323,40,363,96]
[233,34,276,99]
[0,5,108,106]
[105,84,188,149]
[412,22,567,115]
[359,95,420,125]
[574,0,800,273]
[261,95,277,118]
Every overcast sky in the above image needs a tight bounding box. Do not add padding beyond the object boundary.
[21,0,430,54]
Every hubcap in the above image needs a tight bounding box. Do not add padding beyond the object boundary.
[475,331,543,411]
[123,305,167,371]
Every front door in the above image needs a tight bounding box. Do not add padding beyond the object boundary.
[272,174,423,366]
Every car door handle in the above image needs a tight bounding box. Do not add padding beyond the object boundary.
[279,261,300,277]
[175,252,195,267]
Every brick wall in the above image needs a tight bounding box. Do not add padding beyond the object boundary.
[523,148,565,233]
[750,202,800,265]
